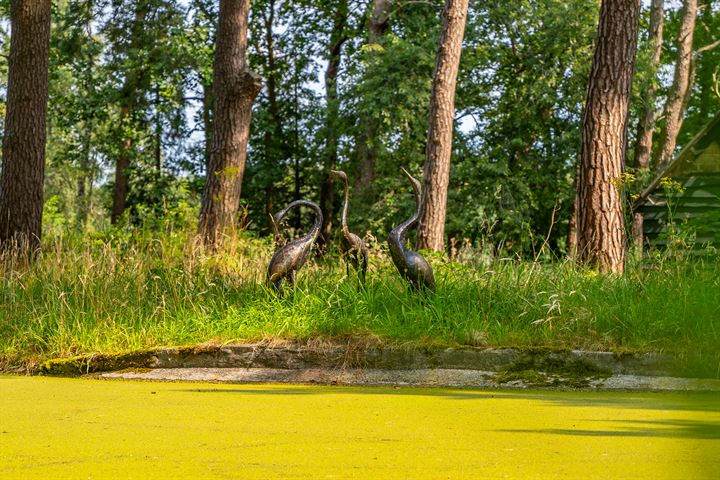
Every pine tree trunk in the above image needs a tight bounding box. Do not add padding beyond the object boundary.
[318,0,348,251]
[0,0,51,252]
[416,0,468,252]
[695,3,714,120]
[77,122,94,229]
[198,0,262,247]
[154,85,162,175]
[567,166,580,258]
[262,0,283,232]
[576,0,640,274]
[202,80,213,173]
[633,0,664,171]
[653,0,697,170]
[111,1,147,225]
[631,0,664,251]
[355,0,392,194]
[111,105,131,224]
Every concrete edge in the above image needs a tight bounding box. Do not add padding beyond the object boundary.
[98,367,720,392]
[36,342,712,379]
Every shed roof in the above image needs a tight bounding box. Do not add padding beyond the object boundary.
[633,113,720,209]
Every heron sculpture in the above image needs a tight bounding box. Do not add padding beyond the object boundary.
[267,200,323,295]
[387,167,435,291]
[330,169,368,282]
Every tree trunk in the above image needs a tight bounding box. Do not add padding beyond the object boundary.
[652,0,697,170]
[111,2,147,225]
[416,0,469,252]
[631,0,664,251]
[77,121,94,229]
[0,0,51,253]
[695,3,715,121]
[198,0,262,247]
[576,0,640,274]
[567,166,580,258]
[201,80,213,173]
[633,0,664,171]
[318,0,348,251]
[293,83,302,229]
[154,84,162,175]
[111,106,131,224]
[262,0,283,232]
[355,0,392,193]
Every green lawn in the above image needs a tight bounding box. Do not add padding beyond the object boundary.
[1,230,719,371]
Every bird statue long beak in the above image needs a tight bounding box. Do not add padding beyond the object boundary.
[269,213,281,244]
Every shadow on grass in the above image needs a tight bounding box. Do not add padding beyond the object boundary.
[176,386,720,412]
[495,418,720,440]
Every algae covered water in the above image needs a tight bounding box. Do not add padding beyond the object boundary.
[1,375,719,479]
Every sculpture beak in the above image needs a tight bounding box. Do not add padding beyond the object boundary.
[400,167,421,196]
[269,213,279,236]
[329,170,345,180]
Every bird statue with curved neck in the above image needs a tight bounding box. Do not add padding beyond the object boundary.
[330,169,368,282]
[388,167,435,292]
[267,200,323,295]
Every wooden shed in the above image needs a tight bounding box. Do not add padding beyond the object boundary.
[634,114,720,248]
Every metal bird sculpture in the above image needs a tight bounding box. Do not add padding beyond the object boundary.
[330,169,368,282]
[267,200,323,295]
[387,168,435,292]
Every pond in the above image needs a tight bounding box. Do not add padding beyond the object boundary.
[1,375,718,479]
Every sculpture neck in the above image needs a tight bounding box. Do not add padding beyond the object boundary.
[392,187,421,249]
[307,203,323,242]
[277,200,323,243]
[340,177,350,234]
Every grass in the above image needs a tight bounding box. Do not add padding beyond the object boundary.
[1,225,719,371]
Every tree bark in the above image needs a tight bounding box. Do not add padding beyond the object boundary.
[201,80,213,173]
[262,0,284,231]
[111,105,131,224]
[154,84,162,175]
[695,3,714,120]
[567,166,579,258]
[198,0,262,247]
[576,0,640,273]
[416,0,469,252]
[318,0,349,251]
[355,0,393,193]
[652,0,697,170]
[111,1,147,225]
[292,83,302,229]
[631,0,664,251]
[77,121,94,229]
[633,0,664,171]
[0,0,51,252]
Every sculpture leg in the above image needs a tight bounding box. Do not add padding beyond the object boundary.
[360,250,368,284]
[273,277,284,296]
[288,270,296,290]
[268,271,284,295]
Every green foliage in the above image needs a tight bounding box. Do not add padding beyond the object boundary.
[449,0,598,255]
[0,0,718,258]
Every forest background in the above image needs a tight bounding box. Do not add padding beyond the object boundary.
[1,0,716,255]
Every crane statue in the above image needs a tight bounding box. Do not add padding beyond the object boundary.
[267,200,323,295]
[387,167,435,292]
[330,170,368,282]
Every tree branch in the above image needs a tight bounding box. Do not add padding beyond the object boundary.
[696,38,720,54]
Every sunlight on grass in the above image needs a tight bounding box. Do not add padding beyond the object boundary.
[1,227,718,370]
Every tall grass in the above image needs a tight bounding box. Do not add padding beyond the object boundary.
[1,225,719,369]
